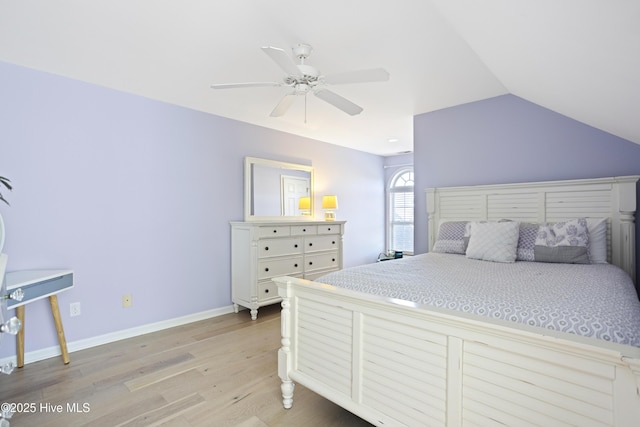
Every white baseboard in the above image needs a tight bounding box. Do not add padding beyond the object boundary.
[0,305,236,367]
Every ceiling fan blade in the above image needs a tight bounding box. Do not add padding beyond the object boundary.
[211,82,282,89]
[270,94,296,117]
[323,68,390,85]
[261,46,302,77]
[314,89,363,116]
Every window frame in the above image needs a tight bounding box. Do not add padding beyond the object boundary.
[386,167,414,255]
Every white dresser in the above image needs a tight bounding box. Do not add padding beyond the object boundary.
[231,220,345,319]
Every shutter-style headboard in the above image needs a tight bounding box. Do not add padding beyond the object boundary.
[426,176,640,282]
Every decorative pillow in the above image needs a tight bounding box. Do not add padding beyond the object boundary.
[463,220,489,251]
[516,222,539,261]
[534,245,590,264]
[432,221,468,254]
[465,221,520,263]
[534,218,590,264]
[586,218,607,264]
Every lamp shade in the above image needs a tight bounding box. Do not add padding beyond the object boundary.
[322,195,338,210]
[298,196,311,210]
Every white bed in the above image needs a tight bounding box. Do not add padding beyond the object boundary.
[274,176,640,427]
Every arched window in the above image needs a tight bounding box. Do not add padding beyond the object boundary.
[387,168,414,254]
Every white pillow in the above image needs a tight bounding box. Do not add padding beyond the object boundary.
[586,218,607,264]
[465,221,520,263]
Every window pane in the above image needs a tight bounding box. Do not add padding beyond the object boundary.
[391,192,414,222]
[391,224,413,252]
[392,171,414,188]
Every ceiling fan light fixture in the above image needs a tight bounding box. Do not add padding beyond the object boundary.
[294,84,310,95]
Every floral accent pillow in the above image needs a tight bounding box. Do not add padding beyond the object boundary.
[534,218,590,264]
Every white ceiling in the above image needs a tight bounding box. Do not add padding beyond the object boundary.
[1,0,638,156]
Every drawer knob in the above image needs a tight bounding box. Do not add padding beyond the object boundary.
[265,246,269,251]
[303,228,306,232]
[265,267,269,272]
[8,288,24,302]
[327,227,332,231]
[332,258,336,262]
[264,289,269,293]
[294,263,298,267]
[294,244,298,248]
[273,229,277,233]
[308,243,313,246]
[309,261,313,265]
[332,241,336,245]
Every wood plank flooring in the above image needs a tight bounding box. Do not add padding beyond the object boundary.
[0,304,373,426]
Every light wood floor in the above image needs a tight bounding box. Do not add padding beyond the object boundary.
[0,304,373,427]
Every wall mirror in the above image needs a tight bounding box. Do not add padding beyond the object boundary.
[244,156,314,221]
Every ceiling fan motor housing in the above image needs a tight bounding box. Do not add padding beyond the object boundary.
[285,63,320,93]
[296,64,319,78]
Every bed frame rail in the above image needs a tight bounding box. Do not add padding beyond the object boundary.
[275,276,640,426]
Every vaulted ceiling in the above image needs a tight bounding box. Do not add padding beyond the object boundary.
[1,1,638,155]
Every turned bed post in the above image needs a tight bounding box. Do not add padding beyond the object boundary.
[277,279,294,409]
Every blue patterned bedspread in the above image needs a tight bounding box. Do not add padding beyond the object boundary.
[317,253,640,347]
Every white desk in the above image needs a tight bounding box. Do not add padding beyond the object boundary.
[6,270,74,367]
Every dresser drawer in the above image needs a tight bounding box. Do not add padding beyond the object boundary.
[258,226,290,238]
[258,256,303,279]
[318,224,341,235]
[291,225,317,236]
[304,235,340,252]
[258,238,303,258]
[305,251,339,272]
[257,280,281,302]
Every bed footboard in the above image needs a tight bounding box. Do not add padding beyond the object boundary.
[274,276,640,427]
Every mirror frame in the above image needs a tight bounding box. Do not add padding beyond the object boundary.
[244,156,315,222]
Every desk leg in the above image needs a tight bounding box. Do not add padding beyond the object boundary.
[16,305,25,368]
[49,295,70,364]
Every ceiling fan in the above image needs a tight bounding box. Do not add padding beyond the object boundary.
[210,43,389,119]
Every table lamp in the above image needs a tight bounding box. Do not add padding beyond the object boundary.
[321,195,338,221]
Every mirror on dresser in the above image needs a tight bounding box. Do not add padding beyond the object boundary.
[244,157,314,221]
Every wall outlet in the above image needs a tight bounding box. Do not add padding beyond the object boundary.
[70,302,81,317]
[122,294,133,308]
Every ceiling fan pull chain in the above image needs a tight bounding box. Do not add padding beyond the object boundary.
[304,93,308,124]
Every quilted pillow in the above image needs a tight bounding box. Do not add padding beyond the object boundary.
[516,222,539,261]
[432,221,468,254]
[534,218,590,264]
[465,221,520,263]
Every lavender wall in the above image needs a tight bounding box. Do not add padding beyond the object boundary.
[0,61,385,358]
[414,94,640,284]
